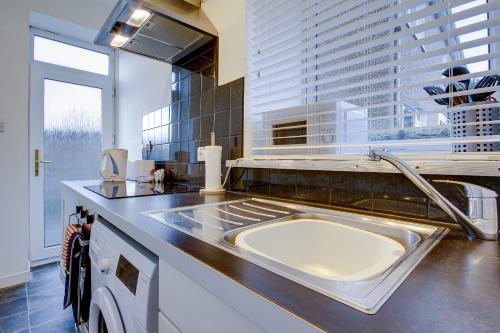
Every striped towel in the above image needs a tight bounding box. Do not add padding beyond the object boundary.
[61,224,81,272]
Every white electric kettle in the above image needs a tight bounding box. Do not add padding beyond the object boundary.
[100,149,128,181]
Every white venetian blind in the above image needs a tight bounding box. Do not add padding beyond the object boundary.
[246,0,500,158]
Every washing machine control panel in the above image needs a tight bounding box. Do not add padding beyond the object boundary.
[115,255,140,295]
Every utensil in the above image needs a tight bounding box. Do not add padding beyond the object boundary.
[471,75,500,102]
[423,86,449,105]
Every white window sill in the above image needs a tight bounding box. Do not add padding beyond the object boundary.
[226,157,500,177]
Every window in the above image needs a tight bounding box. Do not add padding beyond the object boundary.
[33,36,110,75]
[246,0,500,160]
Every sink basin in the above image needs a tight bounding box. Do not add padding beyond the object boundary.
[143,198,447,314]
[234,218,406,282]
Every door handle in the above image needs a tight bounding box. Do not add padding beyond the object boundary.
[34,149,53,177]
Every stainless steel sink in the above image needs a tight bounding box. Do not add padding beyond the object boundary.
[143,198,447,314]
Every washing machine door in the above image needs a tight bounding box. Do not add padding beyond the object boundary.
[89,287,125,333]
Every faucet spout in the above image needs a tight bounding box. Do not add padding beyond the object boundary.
[368,149,498,240]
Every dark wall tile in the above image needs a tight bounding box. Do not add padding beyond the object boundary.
[215,137,230,162]
[270,169,297,199]
[214,111,230,137]
[189,95,201,119]
[190,73,201,97]
[189,117,201,141]
[180,121,189,142]
[297,171,330,204]
[230,107,243,136]
[230,77,244,108]
[202,74,215,92]
[189,141,200,163]
[215,83,230,111]
[330,172,372,210]
[372,173,427,217]
[179,67,191,80]
[229,135,243,160]
[180,100,189,121]
[170,122,179,143]
[144,41,243,184]
[200,115,214,140]
[179,76,190,100]
[170,102,179,123]
[246,168,270,196]
[201,90,215,115]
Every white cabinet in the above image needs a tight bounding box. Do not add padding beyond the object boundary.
[159,259,267,333]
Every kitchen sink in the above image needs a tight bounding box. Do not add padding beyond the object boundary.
[143,198,447,314]
[229,215,415,282]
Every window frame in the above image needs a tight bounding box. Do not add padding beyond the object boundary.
[30,28,115,79]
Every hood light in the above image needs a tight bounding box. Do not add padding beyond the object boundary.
[127,9,151,27]
[110,34,129,47]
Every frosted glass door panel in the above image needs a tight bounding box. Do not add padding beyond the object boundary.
[43,80,102,247]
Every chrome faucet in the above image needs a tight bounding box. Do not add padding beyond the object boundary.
[368,149,498,240]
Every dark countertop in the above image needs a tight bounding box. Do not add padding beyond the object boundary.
[62,180,500,333]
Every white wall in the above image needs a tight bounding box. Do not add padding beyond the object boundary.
[0,0,118,288]
[201,0,245,85]
[115,50,172,160]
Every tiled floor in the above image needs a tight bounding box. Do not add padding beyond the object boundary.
[0,263,75,333]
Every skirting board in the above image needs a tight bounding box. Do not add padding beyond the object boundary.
[0,269,30,290]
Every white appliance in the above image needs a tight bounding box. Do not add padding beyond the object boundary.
[89,218,158,333]
[127,160,155,182]
[100,149,128,181]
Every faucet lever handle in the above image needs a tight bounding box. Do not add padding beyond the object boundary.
[433,180,498,240]
[432,180,497,199]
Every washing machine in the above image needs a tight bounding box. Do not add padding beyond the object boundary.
[89,218,159,333]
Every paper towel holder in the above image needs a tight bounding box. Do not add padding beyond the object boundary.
[199,133,226,195]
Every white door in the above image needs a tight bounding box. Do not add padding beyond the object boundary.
[29,29,114,263]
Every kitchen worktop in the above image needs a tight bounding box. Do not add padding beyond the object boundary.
[62,180,500,333]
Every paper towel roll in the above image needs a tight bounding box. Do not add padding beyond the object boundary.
[204,146,222,192]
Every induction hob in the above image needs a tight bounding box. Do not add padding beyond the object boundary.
[84,181,199,199]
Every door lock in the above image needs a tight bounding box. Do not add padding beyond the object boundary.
[34,149,53,177]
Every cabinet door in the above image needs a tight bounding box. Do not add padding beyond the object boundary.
[159,312,180,333]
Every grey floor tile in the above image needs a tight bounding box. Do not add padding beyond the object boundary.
[29,298,72,327]
[31,316,76,333]
[0,297,27,319]
[0,311,29,333]
[28,286,64,311]
[28,275,63,296]
[0,285,26,305]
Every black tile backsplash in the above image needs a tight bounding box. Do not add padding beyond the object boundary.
[142,40,244,185]
[230,168,500,225]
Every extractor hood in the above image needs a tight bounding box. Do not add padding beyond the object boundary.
[95,0,217,63]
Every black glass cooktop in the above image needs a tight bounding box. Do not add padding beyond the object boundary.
[84,181,199,199]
